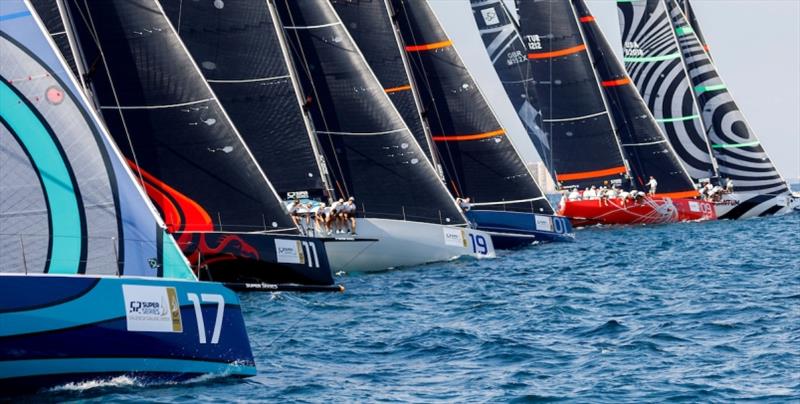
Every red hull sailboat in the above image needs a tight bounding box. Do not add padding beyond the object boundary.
[558,195,716,227]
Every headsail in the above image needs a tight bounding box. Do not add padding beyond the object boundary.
[274,0,465,225]
[675,0,711,58]
[1,1,193,280]
[573,0,697,197]
[616,0,717,182]
[517,0,628,189]
[470,0,553,176]
[61,0,298,237]
[388,0,554,214]
[331,0,437,165]
[666,0,789,195]
[159,0,328,199]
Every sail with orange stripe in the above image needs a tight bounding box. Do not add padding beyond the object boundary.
[516,0,628,189]
[385,0,553,214]
[573,0,697,195]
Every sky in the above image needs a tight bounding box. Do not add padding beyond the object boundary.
[430,0,800,181]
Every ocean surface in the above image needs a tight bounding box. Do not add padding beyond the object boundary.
[35,213,800,402]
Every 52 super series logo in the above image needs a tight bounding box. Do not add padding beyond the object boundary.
[122,285,182,332]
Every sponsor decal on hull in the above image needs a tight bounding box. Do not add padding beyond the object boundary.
[275,239,306,265]
[122,285,182,333]
[534,215,554,232]
[443,227,467,248]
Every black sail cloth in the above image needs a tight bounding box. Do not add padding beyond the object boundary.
[516,0,628,189]
[63,0,296,233]
[275,0,465,225]
[159,0,326,199]
[573,0,696,196]
[388,0,553,214]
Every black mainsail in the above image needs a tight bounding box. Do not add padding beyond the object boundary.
[29,0,80,79]
[470,0,552,175]
[387,0,553,214]
[517,0,628,189]
[665,0,790,196]
[573,0,696,196]
[274,0,465,225]
[159,0,328,199]
[616,0,717,183]
[62,0,296,234]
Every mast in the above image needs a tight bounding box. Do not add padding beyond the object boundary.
[616,0,719,182]
[387,0,553,214]
[516,0,629,189]
[267,0,335,199]
[571,0,696,196]
[665,0,790,196]
[274,0,467,225]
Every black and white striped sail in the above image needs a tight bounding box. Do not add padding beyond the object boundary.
[274,0,465,225]
[517,0,628,189]
[159,0,327,199]
[470,0,553,175]
[330,0,436,165]
[1,0,193,279]
[377,0,553,214]
[62,0,298,233]
[573,0,696,196]
[665,0,789,196]
[675,0,711,59]
[616,0,717,183]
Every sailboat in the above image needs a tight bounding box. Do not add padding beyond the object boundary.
[618,0,799,218]
[156,0,378,274]
[50,0,339,288]
[335,0,573,248]
[478,0,714,226]
[1,1,254,391]
[272,0,495,271]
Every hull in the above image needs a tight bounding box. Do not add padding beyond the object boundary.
[324,218,495,272]
[714,193,800,220]
[466,210,575,249]
[175,232,335,286]
[0,274,254,394]
[558,197,716,226]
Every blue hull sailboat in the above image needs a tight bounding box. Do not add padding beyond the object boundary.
[0,2,254,393]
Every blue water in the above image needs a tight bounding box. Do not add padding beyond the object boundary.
[38,213,800,402]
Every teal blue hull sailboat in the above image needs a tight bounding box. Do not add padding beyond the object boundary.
[0,1,254,393]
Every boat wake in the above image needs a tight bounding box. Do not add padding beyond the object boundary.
[47,376,143,393]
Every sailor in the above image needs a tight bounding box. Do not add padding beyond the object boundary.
[328,198,343,234]
[457,197,471,212]
[288,199,304,233]
[585,186,597,200]
[343,197,357,235]
[568,188,581,201]
[312,202,326,234]
[619,189,630,207]
[725,178,734,194]
[703,181,714,201]
[646,176,658,196]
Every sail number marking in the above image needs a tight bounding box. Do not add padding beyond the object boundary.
[187,293,225,344]
[469,234,489,255]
